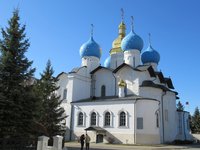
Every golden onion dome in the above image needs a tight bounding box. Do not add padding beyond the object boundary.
[110,21,126,55]
[118,79,126,87]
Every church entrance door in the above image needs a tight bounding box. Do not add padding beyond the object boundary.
[96,134,103,143]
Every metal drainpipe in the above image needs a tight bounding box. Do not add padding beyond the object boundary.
[134,99,138,144]
[161,91,166,143]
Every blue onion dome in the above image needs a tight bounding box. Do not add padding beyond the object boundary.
[80,36,101,59]
[104,56,111,68]
[141,45,160,64]
[121,17,143,51]
[121,30,144,51]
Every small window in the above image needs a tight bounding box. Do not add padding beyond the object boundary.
[101,85,106,97]
[165,109,168,121]
[156,113,159,128]
[78,112,83,126]
[91,112,96,126]
[104,112,111,126]
[119,111,126,126]
[63,89,67,99]
[137,117,143,129]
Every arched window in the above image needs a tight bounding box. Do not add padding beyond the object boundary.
[101,85,106,97]
[63,89,67,99]
[91,112,96,126]
[78,112,83,126]
[104,112,111,126]
[119,111,126,126]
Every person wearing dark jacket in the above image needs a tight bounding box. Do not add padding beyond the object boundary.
[80,134,85,150]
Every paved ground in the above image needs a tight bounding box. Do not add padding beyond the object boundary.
[64,142,200,150]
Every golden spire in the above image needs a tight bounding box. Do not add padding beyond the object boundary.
[110,8,126,55]
[121,8,124,23]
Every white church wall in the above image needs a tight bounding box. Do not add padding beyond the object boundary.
[72,100,136,144]
[110,52,124,69]
[175,111,192,141]
[94,69,116,97]
[60,103,72,141]
[57,73,73,141]
[56,73,68,101]
[116,67,140,95]
[81,56,100,73]
[139,87,162,101]
[70,74,91,101]
[124,50,140,67]
[162,91,177,143]
[136,100,160,144]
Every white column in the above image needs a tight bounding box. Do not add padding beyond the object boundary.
[53,135,63,150]
[37,136,49,150]
[119,86,125,97]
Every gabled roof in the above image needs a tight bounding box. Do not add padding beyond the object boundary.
[140,80,177,95]
[68,66,87,74]
[136,65,156,77]
[90,66,113,74]
[113,63,156,77]
[140,80,169,91]
[113,63,136,73]
[165,77,174,89]
[56,72,68,79]
[85,126,106,132]
[155,71,165,83]
[71,95,158,103]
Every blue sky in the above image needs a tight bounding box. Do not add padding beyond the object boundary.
[0,0,200,114]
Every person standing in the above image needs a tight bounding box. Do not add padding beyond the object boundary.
[85,134,91,150]
[80,134,85,150]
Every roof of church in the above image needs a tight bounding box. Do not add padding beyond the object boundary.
[164,77,174,89]
[140,80,177,95]
[90,66,113,74]
[56,72,68,79]
[68,66,87,74]
[113,63,156,77]
[71,95,158,104]
[155,71,165,83]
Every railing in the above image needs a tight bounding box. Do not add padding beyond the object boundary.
[0,138,37,150]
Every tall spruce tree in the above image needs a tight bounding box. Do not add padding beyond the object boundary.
[36,60,66,137]
[0,10,37,138]
[177,101,184,111]
[191,107,200,133]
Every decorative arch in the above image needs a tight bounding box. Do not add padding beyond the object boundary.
[90,110,99,126]
[77,111,85,126]
[103,110,113,127]
[101,85,106,97]
[118,109,129,127]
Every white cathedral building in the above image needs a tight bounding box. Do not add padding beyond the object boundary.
[56,16,192,144]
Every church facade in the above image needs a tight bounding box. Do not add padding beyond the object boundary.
[56,17,192,144]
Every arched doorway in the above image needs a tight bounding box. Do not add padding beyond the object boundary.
[96,134,103,143]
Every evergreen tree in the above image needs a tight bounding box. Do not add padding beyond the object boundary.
[191,107,200,133]
[35,60,66,137]
[177,101,184,111]
[0,9,37,138]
